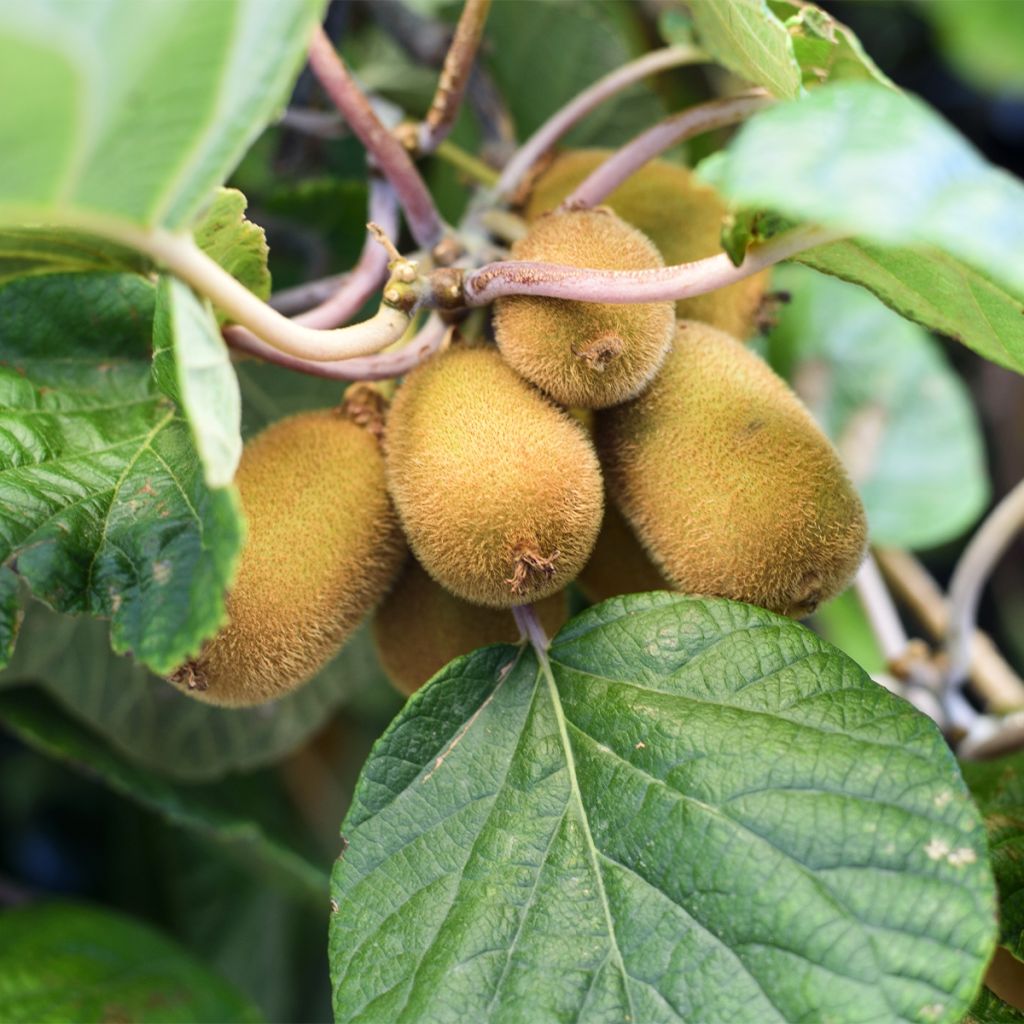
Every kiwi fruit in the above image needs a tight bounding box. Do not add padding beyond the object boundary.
[525,149,770,340]
[577,502,669,604]
[374,558,568,696]
[172,405,406,706]
[493,208,675,408]
[596,321,867,617]
[385,345,604,607]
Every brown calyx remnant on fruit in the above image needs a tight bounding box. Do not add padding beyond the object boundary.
[596,320,867,618]
[492,207,674,409]
[505,546,560,595]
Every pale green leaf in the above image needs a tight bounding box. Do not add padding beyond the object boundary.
[0,272,243,674]
[153,276,243,488]
[688,0,802,99]
[0,901,262,1023]
[331,595,995,1024]
[768,265,989,548]
[0,227,148,284]
[0,0,324,229]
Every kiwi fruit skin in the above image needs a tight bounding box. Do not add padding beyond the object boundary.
[596,321,867,617]
[525,149,769,340]
[176,409,406,707]
[577,502,669,604]
[385,345,604,608]
[374,558,568,696]
[493,208,674,409]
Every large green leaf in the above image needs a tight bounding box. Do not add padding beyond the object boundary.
[717,82,1024,351]
[152,276,243,488]
[798,238,1024,375]
[0,601,383,781]
[0,272,243,674]
[0,901,262,1023]
[961,753,1024,959]
[768,265,989,548]
[0,0,324,229]
[330,594,995,1023]
[0,686,328,904]
[688,0,802,99]
[0,228,148,284]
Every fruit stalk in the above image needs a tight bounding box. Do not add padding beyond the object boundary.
[561,92,774,210]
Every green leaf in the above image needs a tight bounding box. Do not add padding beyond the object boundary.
[0,272,243,674]
[0,568,20,669]
[330,595,995,1023]
[965,985,1024,1024]
[0,686,328,905]
[0,0,324,229]
[688,0,802,99]
[193,188,271,313]
[0,901,262,1023]
[0,601,383,781]
[798,238,1024,375]
[717,82,1024,353]
[152,276,243,488]
[961,753,1024,959]
[809,587,885,677]
[920,0,1024,96]
[0,227,149,285]
[767,265,989,548]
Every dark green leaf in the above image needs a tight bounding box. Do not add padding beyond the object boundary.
[688,0,802,99]
[0,901,262,1023]
[0,0,324,229]
[0,601,383,781]
[0,567,19,669]
[0,686,328,905]
[961,753,1024,959]
[767,265,989,548]
[964,984,1024,1023]
[0,228,149,284]
[717,83,1024,364]
[193,188,271,312]
[0,272,243,674]
[331,595,995,1023]
[798,238,1024,375]
[152,276,242,487]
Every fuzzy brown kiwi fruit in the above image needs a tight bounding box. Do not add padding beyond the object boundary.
[577,502,669,604]
[596,321,867,617]
[373,558,568,696]
[385,345,604,607]
[492,208,675,409]
[525,149,770,340]
[172,402,406,706]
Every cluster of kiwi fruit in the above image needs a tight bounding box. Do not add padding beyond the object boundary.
[171,149,867,707]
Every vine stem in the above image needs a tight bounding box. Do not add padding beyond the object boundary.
[417,0,492,155]
[226,314,448,382]
[853,554,908,663]
[307,26,447,250]
[293,176,399,329]
[563,91,773,209]
[945,478,1024,689]
[493,45,706,201]
[512,604,550,652]
[459,224,842,306]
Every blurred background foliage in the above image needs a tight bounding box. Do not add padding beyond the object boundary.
[1,2,1022,1021]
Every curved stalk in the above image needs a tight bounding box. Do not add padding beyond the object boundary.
[225,315,447,381]
[562,92,773,209]
[307,27,446,250]
[493,45,706,200]
[460,225,841,306]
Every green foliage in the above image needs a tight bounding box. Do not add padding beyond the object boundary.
[330,595,995,1023]
[193,188,271,308]
[0,273,243,674]
[767,265,989,548]
[0,901,262,1023]
[961,753,1024,959]
[0,0,325,229]
[715,82,1024,372]
[0,228,149,284]
[965,986,1024,1024]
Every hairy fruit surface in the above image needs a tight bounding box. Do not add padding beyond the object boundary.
[597,321,867,617]
[385,346,604,607]
[493,208,675,408]
[374,558,568,696]
[526,149,769,340]
[173,408,405,706]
